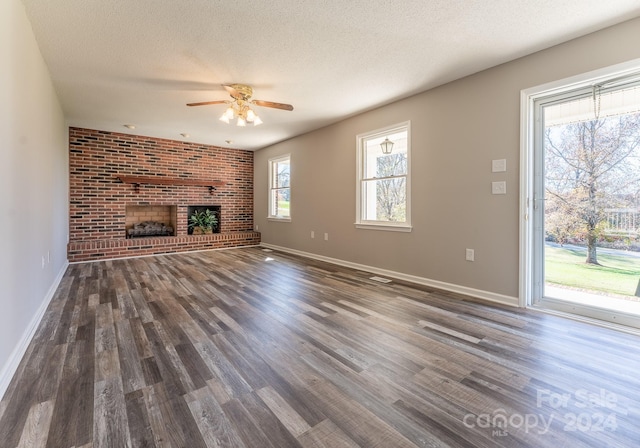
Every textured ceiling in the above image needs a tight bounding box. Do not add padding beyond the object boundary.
[20,0,640,150]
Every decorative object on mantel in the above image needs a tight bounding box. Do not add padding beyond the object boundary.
[188,209,218,235]
[127,221,174,238]
[117,175,225,194]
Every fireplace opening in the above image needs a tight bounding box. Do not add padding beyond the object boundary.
[187,205,221,235]
[125,205,176,238]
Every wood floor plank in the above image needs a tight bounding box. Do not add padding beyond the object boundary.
[140,356,163,387]
[192,338,253,398]
[142,321,194,396]
[174,342,213,390]
[145,382,209,448]
[116,319,147,394]
[124,389,155,448]
[210,306,246,335]
[142,384,183,447]
[93,376,132,448]
[0,400,6,426]
[129,289,155,324]
[179,311,214,343]
[234,340,328,428]
[129,317,154,359]
[45,342,86,448]
[16,400,54,448]
[238,391,304,448]
[301,350,448,448]
[320,311,426,375]
[74,340,97,446]
[304,378,417,448]
[256,386,311,437]
[31,342,69,412]
[1,247,639,448]
[297,419,360,448]
[184,386,247,448]
[211,333,269,390]
[116,289,139,321]
[222,398,279,448]
[418,319,483,344]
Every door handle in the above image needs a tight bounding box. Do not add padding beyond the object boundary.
[533,195,545,210]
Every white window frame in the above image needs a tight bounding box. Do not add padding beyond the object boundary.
[268,154,291,221]
[355,121,412,232]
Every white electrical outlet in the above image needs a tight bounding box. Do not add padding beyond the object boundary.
[42,256,45,268]
[255,225,259,231]
[311,230,315,238]
[492,181,506,195]
[466,248,475,261]
[324,233,329,241]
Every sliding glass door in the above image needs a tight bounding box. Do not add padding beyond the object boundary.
[531,74,640,328]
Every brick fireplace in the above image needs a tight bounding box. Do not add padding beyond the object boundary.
[67,127,260,262]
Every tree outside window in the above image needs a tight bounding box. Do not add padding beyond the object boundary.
[544,94,640,264]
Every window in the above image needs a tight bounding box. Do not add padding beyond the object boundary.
[356,122,411,231]
[268,154,291,220]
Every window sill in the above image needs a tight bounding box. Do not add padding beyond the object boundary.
[355,223,412,232]
[267,217,291,222]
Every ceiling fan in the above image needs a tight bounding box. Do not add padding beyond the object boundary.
[187,84,293,126]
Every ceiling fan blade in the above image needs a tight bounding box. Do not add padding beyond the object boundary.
[186,100,228,107]
[252,100,294,111]
[223,84,240,97]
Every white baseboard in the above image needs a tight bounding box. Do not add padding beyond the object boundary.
[0,261,69,401]
[260,243,519,308]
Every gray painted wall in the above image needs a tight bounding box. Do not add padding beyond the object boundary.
[254,17,640,302]
[0,0,68,395]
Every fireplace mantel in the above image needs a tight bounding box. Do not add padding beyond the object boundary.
[117,175,226,193]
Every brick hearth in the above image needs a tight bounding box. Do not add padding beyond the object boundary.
[68,128,259,262]
[67,232,259,262]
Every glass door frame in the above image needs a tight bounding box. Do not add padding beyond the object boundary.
[519,58,640,331]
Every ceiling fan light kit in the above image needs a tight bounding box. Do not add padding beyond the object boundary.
[219,101,260,127]
[188,83,293,127]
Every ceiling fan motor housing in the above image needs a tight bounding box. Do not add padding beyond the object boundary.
[228,84,253,101]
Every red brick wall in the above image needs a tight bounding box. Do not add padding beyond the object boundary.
[68,127,259,261]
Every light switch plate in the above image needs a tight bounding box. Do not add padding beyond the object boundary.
[465,248,475,261]
[492,159,507,172]
[492,181,506,195]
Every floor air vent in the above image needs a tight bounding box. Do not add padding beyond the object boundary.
[262,248,274,252]
[369,276,392,284]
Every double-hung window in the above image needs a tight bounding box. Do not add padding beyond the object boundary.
[356,122,411,231]
[268,154,291,220]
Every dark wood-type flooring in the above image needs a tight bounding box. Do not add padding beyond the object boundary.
[1,247,639,447]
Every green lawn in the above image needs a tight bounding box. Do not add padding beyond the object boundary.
[545,245,640,297]
[277,200,290,217]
